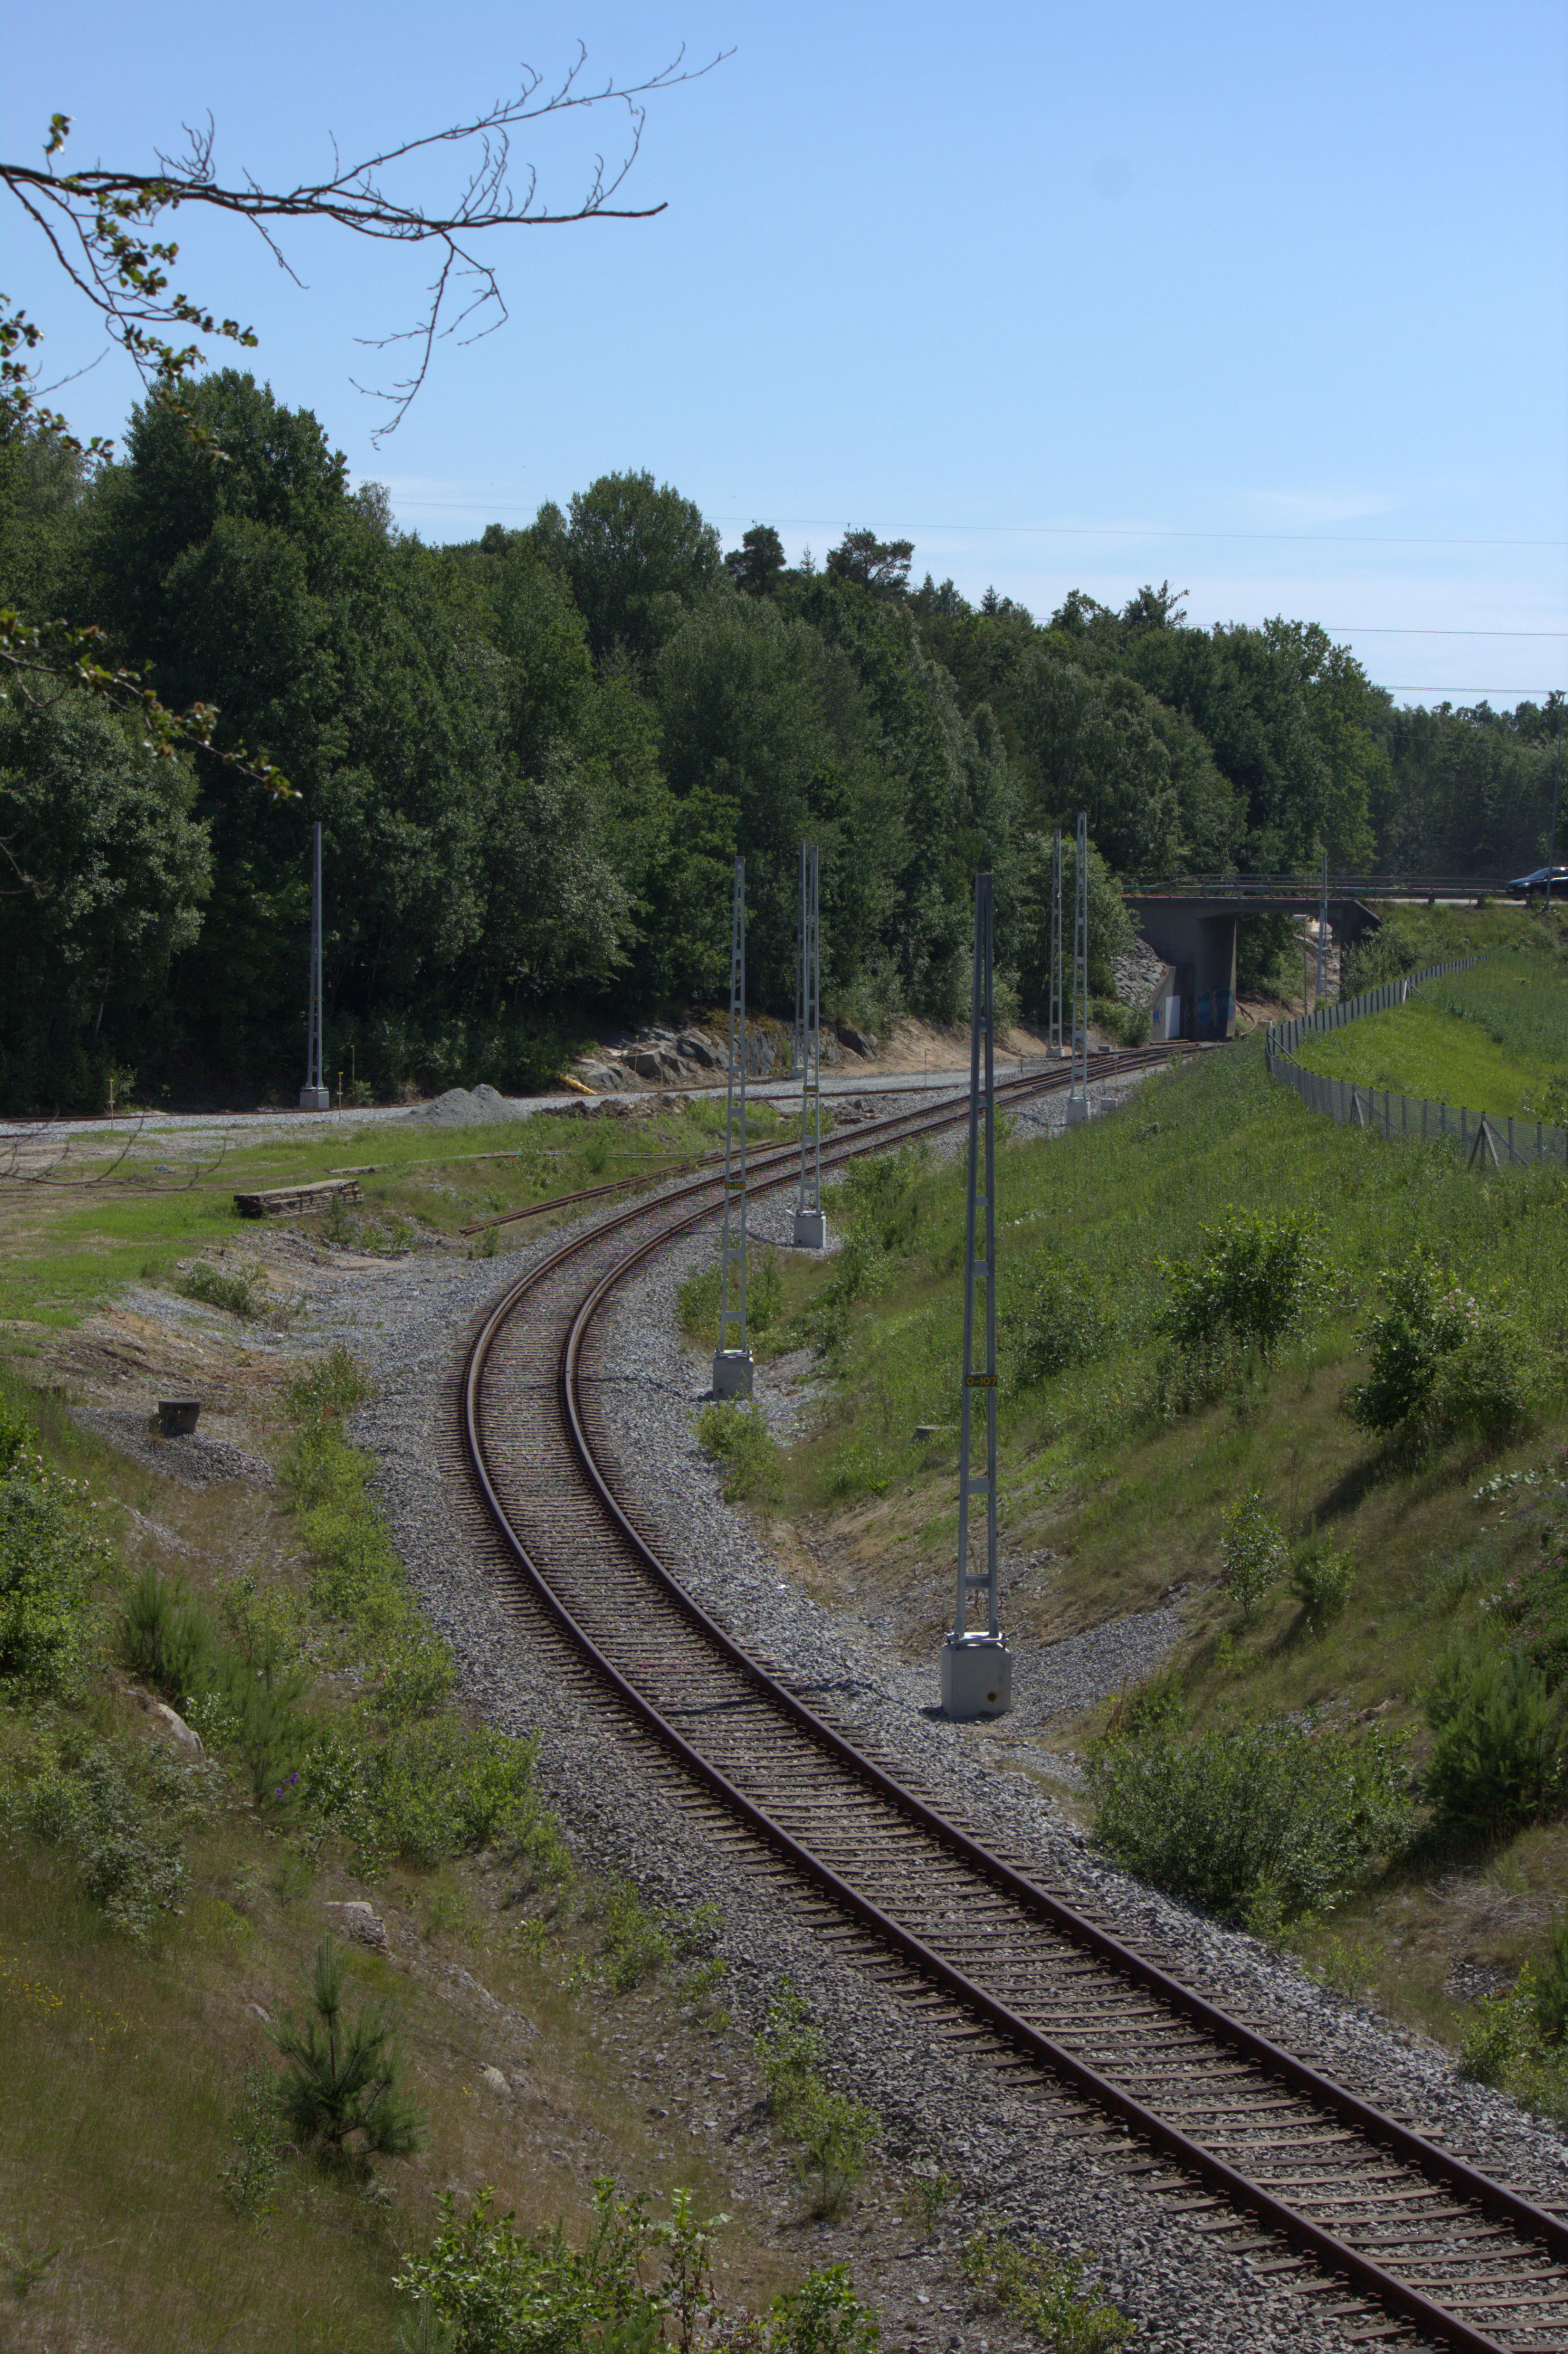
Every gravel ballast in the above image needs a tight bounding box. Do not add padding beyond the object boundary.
[294,1075,1568,2351]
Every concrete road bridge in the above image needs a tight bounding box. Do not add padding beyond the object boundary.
[1121,874,1509,1040]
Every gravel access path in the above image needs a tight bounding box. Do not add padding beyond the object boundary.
[299,1086,1568,2353]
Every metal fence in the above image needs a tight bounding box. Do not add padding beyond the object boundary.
[1263,958,1568,1169]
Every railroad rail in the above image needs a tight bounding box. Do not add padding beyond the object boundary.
[460,1048,1568,2354]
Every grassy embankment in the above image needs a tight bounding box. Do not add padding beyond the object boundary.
[1294,911,1568,1123]
[0,1093,959,2354]
[702,907,1568,2057]
[0,1091,797,1338]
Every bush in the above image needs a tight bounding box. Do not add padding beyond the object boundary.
[754,1984,877,2217]
[696,1401,782,1507]
[1158,1206,1326,1364]
[1423,1645,1566,1836]
[1458,1963,1568,2125]
[960,2225,1132,2354]
[0,1455,102,1694]
[395,2179,677,2354]
[1086,1714,1415,1927]
[303,1715,558,1873]
[181,1259,267,1318]
[267,1931,424,2165]
[766,2266,881,2354]
[16,1742,186,1941]
[1287,1541,1354,1636]
[1346,1253,1549,1443]
[120,1570,310,1805]
[1010,1263,1115,1390]
[1219,1492,1286,1624]
[1537,1906,1568,2046]
[397,2182,877,2354]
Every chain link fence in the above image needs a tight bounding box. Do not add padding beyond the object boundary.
[1263,958,1568,1169]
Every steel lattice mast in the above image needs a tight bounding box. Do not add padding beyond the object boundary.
[1066,811,1091,1123]
[794,841,826,1248]
[1049,823,1065,1057]
[940,872,1012,1720]
[300,820,330,1111]
[713,856,753,1399]
[1315,848,1329,1008]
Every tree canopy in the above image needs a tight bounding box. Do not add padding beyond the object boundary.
[0,373,1561,1111]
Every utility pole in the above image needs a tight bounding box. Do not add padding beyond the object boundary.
[300,820,330,1111]
[1548,723,1563,915]
[713,856,753,1399]
[794,842,826,1247]
[941,871,1011,1720]
[1315,849,1329,1009]
[1065,812,1090,1123]
[1049,824,1065,1057]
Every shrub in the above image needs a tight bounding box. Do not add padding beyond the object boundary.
[766,2265,881,2354]
[1346,1253,1549,1443]
[219,2066,286,2221]
[792,2081,877,2219]
[0,1458,101,1694]
[1423,1645,1566,1836]
[756,1983,825,2125]
[1158,1206,1326,1364]
[753,1984,877,2216]
[303,1716,557,1872]
[1087,1714,1415,1927]
[395,2178,671,2354]
[120,1571,310,1804]
[1010,1263,1115,1390]
[17,1743,186,1940]
[960,2225,1132,2354]
[1219,1492,1286,1625]
[397,2182,876,2354]
[267,1932,424,2165]
[181,1259,266,1318]
[121,1564,214,1695]
[598,1881,673,1992]
[1459,1963,1568,2125]
[1537,1907,1568,2046]
[696,1401,782,1507]
[1287,1541,1354,1636]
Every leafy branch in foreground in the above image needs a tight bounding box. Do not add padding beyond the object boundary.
[0,610,291,800]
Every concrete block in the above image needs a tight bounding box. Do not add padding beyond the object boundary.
[299,1085,331,1110]
[1064,1096,1091,1125]
[941,1637,1012,1720]
[792,1209,828,1248]
[712,1349,753,1400]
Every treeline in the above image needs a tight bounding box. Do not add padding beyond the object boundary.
[0,371,1561,1110]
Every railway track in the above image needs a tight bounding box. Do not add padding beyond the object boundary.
[460,1050,1568,2354]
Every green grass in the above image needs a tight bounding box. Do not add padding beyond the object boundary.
[758,917,1568,2054]
[1293,945,1568,1123]
[0,1098,798,1332]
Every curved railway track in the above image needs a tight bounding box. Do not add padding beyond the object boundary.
[461,1053,1568,2354]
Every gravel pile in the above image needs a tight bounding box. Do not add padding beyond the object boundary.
[294,1077,1568,2351]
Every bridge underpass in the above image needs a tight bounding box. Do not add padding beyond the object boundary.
[1122,875,1505,1040]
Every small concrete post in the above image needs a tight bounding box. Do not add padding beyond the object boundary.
[794,841,827,1248]
[713,857,753,1399]
[942,872,1011,1720]
[1065,811,1091,1123]
[300,820,330,1111]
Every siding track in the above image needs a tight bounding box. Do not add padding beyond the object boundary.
[461,1051,1568,2354]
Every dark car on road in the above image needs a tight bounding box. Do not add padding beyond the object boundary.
[1508,866,1568,897]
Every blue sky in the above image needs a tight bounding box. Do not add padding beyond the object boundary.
[6,1,1566,703]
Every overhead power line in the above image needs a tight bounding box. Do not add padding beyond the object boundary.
[712,514,1568,550]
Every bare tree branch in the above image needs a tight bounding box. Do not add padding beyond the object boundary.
[2,43,728,436]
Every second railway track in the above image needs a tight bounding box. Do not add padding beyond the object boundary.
[461,1052,1568,2354]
